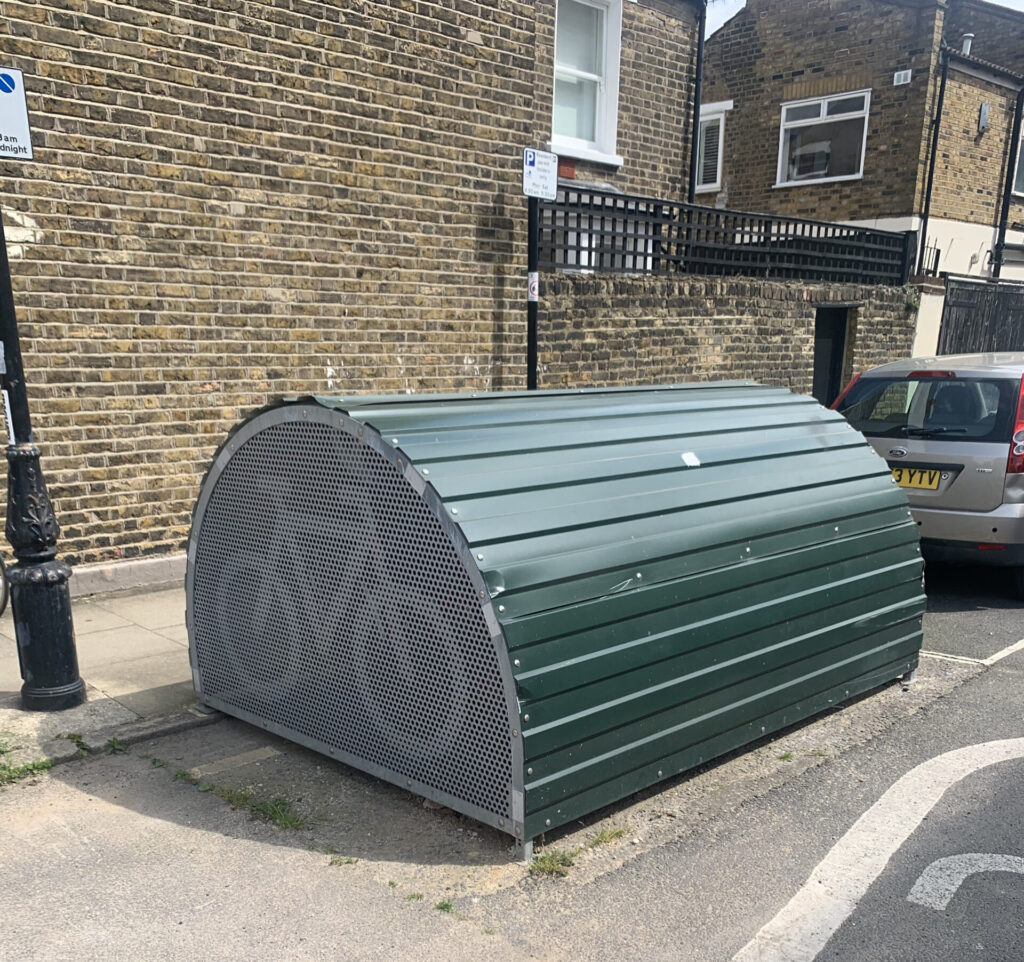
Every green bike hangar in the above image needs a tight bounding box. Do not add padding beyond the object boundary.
[186,383,925,858]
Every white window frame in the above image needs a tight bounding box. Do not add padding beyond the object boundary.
[1014,131,1024,198]
[775,89,872,188]
[696,99,733,193]
[550,0,624,168]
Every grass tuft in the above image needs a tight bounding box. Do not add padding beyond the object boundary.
[329,855,358,866]
[104,737,128,755]
[587,826,626,848]
[405,892,424,902]
[777,751,795,761]
[529,847,579,877]
[435,899,455,913]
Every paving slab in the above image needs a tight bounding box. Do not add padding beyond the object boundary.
[91,586,185,631]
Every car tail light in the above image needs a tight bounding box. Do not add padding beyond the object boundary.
[1007,376,1024,474]
[906,370,957,378]
[829,372,861,410]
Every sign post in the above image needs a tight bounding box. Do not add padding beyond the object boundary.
[522,148,557,391]
[0,67,83,710]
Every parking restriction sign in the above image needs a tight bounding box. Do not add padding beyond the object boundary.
[0,68,32,160]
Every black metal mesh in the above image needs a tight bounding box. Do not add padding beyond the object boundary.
[191,419,513,821]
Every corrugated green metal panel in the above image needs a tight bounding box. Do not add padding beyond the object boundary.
[312,383,924,842]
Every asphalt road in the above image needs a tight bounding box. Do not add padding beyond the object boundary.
[467,564,1024,961]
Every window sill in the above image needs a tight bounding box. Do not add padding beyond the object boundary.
[773,172,864,189]
[695,184,721,194]
[548,140,624,168]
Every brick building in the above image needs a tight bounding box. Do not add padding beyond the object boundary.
[0,0,920,577]
[701,0,1024,350]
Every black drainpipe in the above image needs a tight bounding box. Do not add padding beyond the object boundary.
[993,84,1024,279]
[918,43,950,275]
[688,0,708,204]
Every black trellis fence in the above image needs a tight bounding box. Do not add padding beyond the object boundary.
[539,187,917,286]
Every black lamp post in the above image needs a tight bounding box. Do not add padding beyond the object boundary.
[0,209,84,710]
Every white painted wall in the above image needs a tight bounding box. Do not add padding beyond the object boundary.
[911,290,945,357]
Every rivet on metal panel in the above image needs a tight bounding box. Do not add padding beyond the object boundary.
[513,659,520,667]
[358,427,363,436]
[512,729,519,737]
[834,526,839,532]
[499,605,505,612]
[527,767,533,775]
[523,714,530,722]
[452,507,459,515]
[423,469,430,476]
[477,554,484,561]
[636,572,642,579]
[479,591,485,599]
[545,819,551,827]
[657,770,662,777]
[499,819,504,827]
[746,547,751,553]
[392,438,398,444]
[397,459,403,468]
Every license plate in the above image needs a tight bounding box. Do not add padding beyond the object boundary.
[892,467,941,490]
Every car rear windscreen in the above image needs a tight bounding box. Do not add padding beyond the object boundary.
[837,376,1019,442]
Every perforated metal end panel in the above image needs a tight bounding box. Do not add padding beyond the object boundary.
[188,405,516,830]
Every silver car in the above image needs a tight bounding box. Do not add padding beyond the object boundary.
[835,352,1024,597]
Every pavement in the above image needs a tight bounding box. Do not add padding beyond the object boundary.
[0,583,212,766]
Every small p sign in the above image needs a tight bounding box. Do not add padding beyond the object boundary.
[522,147,557,201]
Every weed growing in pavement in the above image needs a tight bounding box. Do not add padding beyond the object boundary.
[587,826,626,848]
[388,881,398,888]
[529,847,579,878]
[56,732,88,758]
[211,786,309,830]
[405,892,424,902]
[168,766,308,830]
[777,752,794,761]
[104,737,128,755]
[0,757,52,785]
[150,757,167,768]
[329,855,358,866]
[435,900,455,913]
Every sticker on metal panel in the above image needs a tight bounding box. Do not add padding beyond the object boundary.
[2,388,14,443]
[528,272,538,302]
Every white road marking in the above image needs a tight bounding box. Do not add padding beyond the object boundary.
[919,638,1024,668]
[980,637,1024,666]
[919,650,985,665]
[907,854,1024,910]
[732,738,1024,962]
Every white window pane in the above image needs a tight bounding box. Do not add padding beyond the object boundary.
[827,95,866,116]
[698,118,721,185]
[556,0,604,77]
[554,75,598,141]
[784,116,866,180]
[785,103,821,123]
